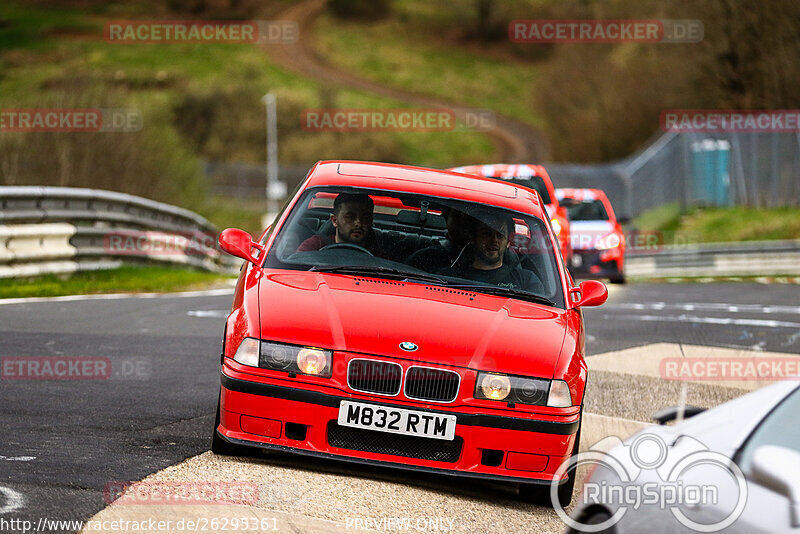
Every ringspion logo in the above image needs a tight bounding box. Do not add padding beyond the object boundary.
[556,434,746,532]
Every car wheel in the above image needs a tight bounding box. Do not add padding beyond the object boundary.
[565,507,615,533]
[519,415,581,507]
[211,394,245,456]
[609,271,625,284]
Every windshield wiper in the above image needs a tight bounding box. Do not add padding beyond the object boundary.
[308,265,448,285]
[446,284,556,307]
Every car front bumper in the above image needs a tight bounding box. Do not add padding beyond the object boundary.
[217,369,580,485]
[569,249,622,278]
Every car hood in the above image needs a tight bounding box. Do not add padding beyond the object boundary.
[622,379,798,460]
[258,271,568,378]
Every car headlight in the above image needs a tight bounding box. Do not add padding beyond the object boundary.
[232,338,332,377]
[478,373,512,400]
[551,218,562,236]
[261,341,332,377]
[296,348,328,375]
[475,372,552,406]
[595,232,622,250]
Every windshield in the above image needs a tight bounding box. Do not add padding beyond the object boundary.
[565,199,610,221]
[264,186,565,308]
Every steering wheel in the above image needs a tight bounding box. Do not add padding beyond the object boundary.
[320,242,374,256]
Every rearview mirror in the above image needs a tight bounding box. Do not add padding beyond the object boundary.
[569,280,608,307]
[218,228,262,264]
[752,445,800,527]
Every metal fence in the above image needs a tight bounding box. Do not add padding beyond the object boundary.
[547,131,800,218]
[0,186,239,278]
[204,161,309,199]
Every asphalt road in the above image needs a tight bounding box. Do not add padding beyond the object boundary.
[0,282,798,532]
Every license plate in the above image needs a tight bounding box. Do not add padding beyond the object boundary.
[337,401,456,441]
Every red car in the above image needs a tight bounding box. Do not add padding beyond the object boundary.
[447,164,572,266]
[213,161,607,506]
[556,188,626,284]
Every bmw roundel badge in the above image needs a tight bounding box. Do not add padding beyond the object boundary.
[399,341,418,352]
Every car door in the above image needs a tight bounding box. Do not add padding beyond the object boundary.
[709,384,800,533]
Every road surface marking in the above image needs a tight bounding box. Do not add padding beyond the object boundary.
[0,486,24,514]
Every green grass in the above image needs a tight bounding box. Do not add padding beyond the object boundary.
[313,6,544,128]
[633,204,800,244]
[0,3,96,52]
[198,196,270,236]
[674,207,800,243]
[0,266,234,299]
[0,1,494,179]
[631,203,682,232]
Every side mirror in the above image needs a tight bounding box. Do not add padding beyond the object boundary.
[219,228,262,264]
[751,445,800,527]
[569,280,608,307]
[617,216,631,225]
[652,404,707,425]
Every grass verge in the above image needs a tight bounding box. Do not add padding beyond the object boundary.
[0,266,235,299]
[632,205,800,244]
[313,4,543,127]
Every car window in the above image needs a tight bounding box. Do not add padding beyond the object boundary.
[264,186,565,308]
[566,199,610,221]
[508,176,552,204]
[736,386,800,474]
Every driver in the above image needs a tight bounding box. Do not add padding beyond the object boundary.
[297,192,383,255]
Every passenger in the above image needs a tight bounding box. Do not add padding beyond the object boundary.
[406,207,472,272]
[297,193,382,254]
[441,212,543,293]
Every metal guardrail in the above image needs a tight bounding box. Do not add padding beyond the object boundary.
[0,186,240,278]
[625,239,800,278]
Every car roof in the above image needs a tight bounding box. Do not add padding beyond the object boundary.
[304,161,548,219]
[447,164,557,206]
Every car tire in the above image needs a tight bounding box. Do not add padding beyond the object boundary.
[609,271,625,284]
[211,394,245,456]
[519,414,581,508]
[565,507,614,533]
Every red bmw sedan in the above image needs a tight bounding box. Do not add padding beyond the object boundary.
[213,161,607,506]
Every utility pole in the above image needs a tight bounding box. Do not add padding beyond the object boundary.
[263,93,281,226]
